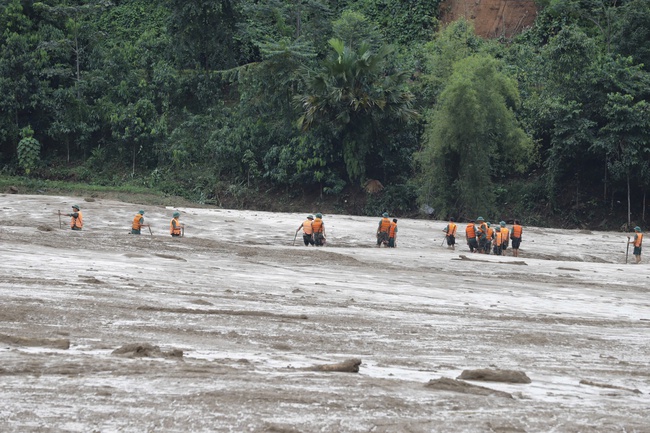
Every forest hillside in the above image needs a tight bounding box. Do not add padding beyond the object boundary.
[1,0,649,229]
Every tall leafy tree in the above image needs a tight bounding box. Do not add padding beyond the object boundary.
[297,38,418,184]
[594,93,650,226]
[168,0,241,70]
[418,54,534,218]
[0,0,46,161]
[613,0,650,71]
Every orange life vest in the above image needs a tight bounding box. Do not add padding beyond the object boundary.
[447,222,457,236]
[312,218,324,233]
[494,231,503,246]
[378,217,391,233]
[132,214,144,231]
[478,222,488,237]
[388,221,397,238]
[512,224,522,238]
[501,227,510,241]
[466,224,476,238]
[301,219,313,235]
[486,227,494,240]
[634,233,643,247]
[70,211,83,229]
[170,218,182,236]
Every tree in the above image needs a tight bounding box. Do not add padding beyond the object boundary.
[168,0,241,70]
[297,38,418,184]
[0,0,46,161]
[418,54,534,218]
[17,126,40,174]
[595,93,650,226]
[345,0,440,45]
[613,0,650,71]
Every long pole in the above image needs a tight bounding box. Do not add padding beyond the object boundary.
[293,232,298,246]
[58,210,62,229]
[441,237,446,247]
[626,237,630,264]
[148,225,153,236]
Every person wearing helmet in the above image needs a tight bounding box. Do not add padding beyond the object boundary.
[627,226,643,264]
[377,212,391,247]
[296,215,315,246]
[492,226,503,255]
[443,217,457,250]
[510,220,523,257]
[312,213,326,246]
[388,218,398,248]
[170,211,184,237]
[484,222,494,254]
[475,217,488,253]
[499,221,510,253]
[465,220,478,253]
[66,204,83,230]
[131,210,150,235]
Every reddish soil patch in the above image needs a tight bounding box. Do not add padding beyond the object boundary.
[440,0,538,39]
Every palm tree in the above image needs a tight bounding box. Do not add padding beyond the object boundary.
[297,38,418,183]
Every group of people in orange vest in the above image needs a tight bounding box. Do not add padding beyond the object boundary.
[295,212,398,247]
[443,217,523,257]
[63,204,184,237]
[295,213,326,246]
[62,203,643,262]
[376,212,398,247]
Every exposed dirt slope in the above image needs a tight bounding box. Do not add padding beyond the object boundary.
[440,0,538,38]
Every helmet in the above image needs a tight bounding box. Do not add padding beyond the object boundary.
[500,221,506,227]
[495,226,501,231]
[307,215,314,220]
[72,204,80,210]
[139,210,145,215]
[634,226,642,232]
[173,211,180,218]
[487,222,491,227]
[477,216,484,221]
[315,213,322,218]
[382,212,389,217]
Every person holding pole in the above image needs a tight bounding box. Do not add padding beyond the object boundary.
[443,217,457,250]
[627,226,643,264]
[131,210,150,235]
[64,204,83,230]
[170,211,184,237]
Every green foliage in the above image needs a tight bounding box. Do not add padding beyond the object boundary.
[297,38,419,183]
[613,0,650,71]
[418,54,534,218]
[419,19,487,104]
[332,10,383,51]
[168,0,241,70]
[17,126,40,174]
[364,183,418,216]
[1,0,649,225]
[345,0,440,45]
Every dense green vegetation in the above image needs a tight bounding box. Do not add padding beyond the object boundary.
[1,0,649,228]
